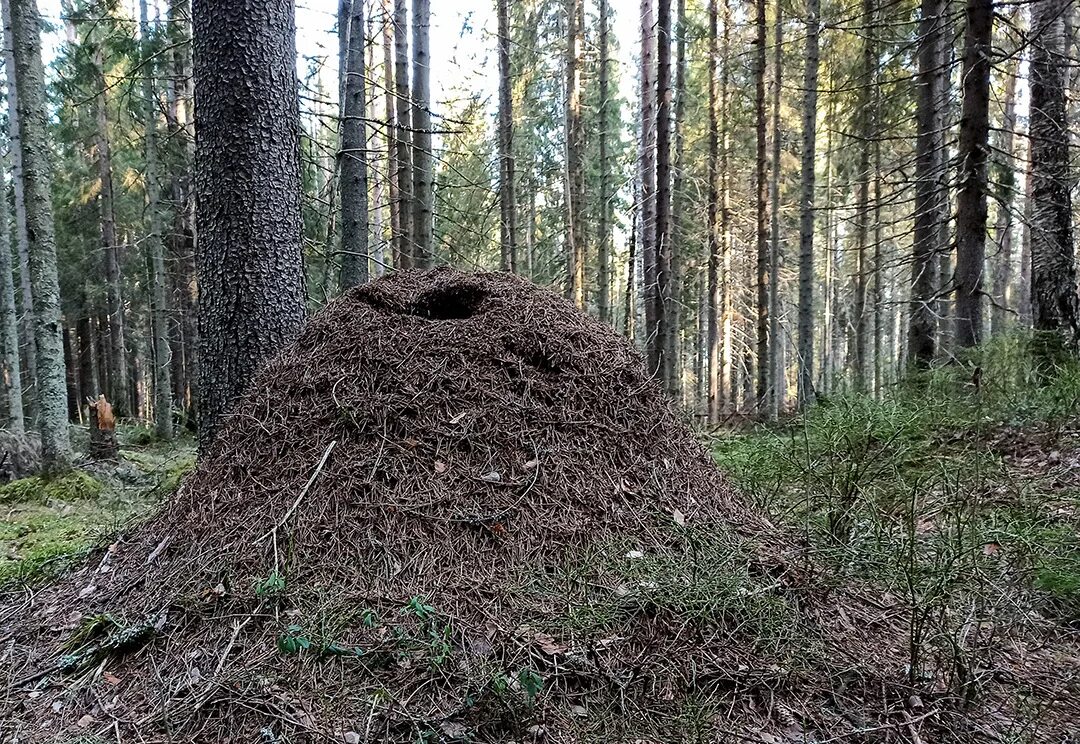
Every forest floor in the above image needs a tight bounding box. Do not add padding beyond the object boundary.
[0,427,195,587]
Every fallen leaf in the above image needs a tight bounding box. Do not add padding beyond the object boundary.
[76,714,95,728]
[78,585,97,599]
[482,471,502,483]
[672,509,686,527]
[533,632,566,655]
[434,461,448,474]
[102,672,122,686]
[626,550,644,560]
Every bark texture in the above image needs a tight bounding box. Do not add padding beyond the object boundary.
[192,0,307,449]
[953,0,993,349]
[596,0,611,321]
[564,0,585,307]
[393,0,411,268]
[1029,0,1080,343]
[497,0,517,274]
[8,0,73,470]
[0,165,23,434]
[339,0,370,289]
[411,0,433,267]
[796,0,820,408]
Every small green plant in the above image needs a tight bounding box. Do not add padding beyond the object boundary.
[253,571,286,597]
[361,608,380,627]
[400,596,436,621]
[277,624,313,654]
[517,667,543,706]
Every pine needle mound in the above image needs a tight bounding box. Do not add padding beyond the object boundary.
[2,270,1076,743]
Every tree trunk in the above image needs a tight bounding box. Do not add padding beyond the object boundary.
[953,0,993,349]
[88,395,118,461]
[497,0,517,274]
[639,0,657,371]
[670,0,687,398]
[1029,0,1080,344]
[597,0,612,318]
[767,2,783,417]
[706,0,721,422]
[62,325,78,421]
[754,0,768,408]
[720,0,733,411]
[393,0,412,269]
[2,0,33,425]
[852,0,875,390]
[382,0,398,271]
[140,0,173,440]
[192,0,307,450]
[651,0,674,390]
[7,0,73,471]
[76,313,97,405]
[796,0,819,408]
[908,0,947,367]
[339,0,370,289]
[0,164,24,434]
[411,0,433,268]
[564,0,585,307]
[990,55,1019,337]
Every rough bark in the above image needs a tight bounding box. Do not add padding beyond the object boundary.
[796,0,819,408]
[382,0,398,271]
[497,0,517,274]
[7,0,73,471]
[564,0,585,307]
[670,0,687,397]
[339,0,370,289]
[192,0,307,449]
[76,312,97,404]
[0,165,23,434]
[754,0,768,407]
[411,0,433,267]
[852,0,874,389]
[1029,0,1080,343]
[953,0,993,349]
[88,395,118,461]
[719,0,733,411]
[140,0,173,440]
[2,0,33,423]
[596,0,611,320]
[651,0,674,391]
[393,0,411,268]
[908,0,947,367]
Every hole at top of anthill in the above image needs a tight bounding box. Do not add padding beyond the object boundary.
[411,284,489,320]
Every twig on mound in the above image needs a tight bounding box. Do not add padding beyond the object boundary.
[254,440,337,545]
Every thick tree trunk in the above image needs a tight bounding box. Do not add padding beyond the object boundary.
[0,164,24,434]
[754,0,768,408]
[497,0,517,274]
[651,0,674,390]
[339,0,370,289]
[767,3,783,417]
[953,0,993,349]
[1030,0,1080,344]
[140,0,173,441]
[564,0,585,307]
[192,0,307,449]
[596,0,611,320]
[411,0,433,268]
[796,0,819,408]
[7,0,73,471]
[393,0,412,269]
[2,1,33,424]
[908,0,947,367]
[706,0,721,422]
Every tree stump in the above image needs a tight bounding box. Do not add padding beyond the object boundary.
[88,395,118,460]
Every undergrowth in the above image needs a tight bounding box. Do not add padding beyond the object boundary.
[713,334,1080,695]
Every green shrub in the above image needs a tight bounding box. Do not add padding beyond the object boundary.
[0,471,104,504]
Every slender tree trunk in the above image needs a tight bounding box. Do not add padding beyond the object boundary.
[497,0,517,273]
[368,28,385,277]
[382,0,398,271]
[139,0,174,440]
[564,0,586,306]
[953,0,993,349]
[596,0,611,319]
[625,195,638,340]
[754,0,768,408]
[192,0,307,449]
[339,0,370,289]
[670,0,687,397]
[7,0,73,471]
[652,0,674,390]
[0,165,24,434]
[908,0,947,367]
[706,0,721,422]
[767,3,783,417]
[852,0,875,390]
[796,0,819,408]
[393,0,412,268]
[76,312,97,402]
[2,1,33,424]
[719,0,733,411]
[411,0,433,267]
[1030,0,1080,343]
[990,56,1019,336]
[639,0,658,372]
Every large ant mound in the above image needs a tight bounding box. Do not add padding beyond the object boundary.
[2,270,1076,743]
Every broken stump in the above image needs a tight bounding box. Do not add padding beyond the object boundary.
[88,395,118,460]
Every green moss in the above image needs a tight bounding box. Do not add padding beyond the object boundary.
[0,510,96,586]
[0,471,104,504]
